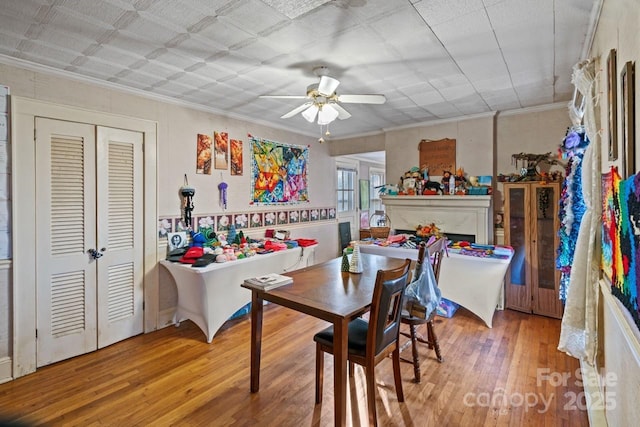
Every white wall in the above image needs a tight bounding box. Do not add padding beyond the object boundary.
[589,0,640,425]
[592,0,640,177]
[384,115,495,184]
[333,106,571,217]
[0,62,340,379]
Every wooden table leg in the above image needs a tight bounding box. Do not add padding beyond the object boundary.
[250,291,264,393]
[333,318,348,426]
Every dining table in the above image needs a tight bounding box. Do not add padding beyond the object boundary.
[358,242,514,327]
[160,245,315,343]
[243,253,408,427]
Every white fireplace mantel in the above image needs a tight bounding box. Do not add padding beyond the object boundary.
[381,195,493,244]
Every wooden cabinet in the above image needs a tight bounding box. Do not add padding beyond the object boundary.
[503,182,563,319]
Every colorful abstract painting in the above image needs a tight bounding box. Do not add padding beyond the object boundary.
[605,167,640,331]
[250,137,309,205]
[230,139,243,176]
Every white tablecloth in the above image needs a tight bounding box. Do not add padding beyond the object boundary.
[160,246,316,342]
[358,244,512,327]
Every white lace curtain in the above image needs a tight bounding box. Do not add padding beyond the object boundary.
[557,59,602,364]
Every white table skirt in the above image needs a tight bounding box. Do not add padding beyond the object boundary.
[160,245,316,342]
[358,244,512,327]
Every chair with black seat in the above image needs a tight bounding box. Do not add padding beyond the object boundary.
[338,221,352,253]
[400,238,446,383]
[313,258,412,426]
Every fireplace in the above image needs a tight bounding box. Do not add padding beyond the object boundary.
[381,195,492,244]
[395,229,476,243]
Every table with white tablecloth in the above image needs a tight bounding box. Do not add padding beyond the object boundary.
[358,243,513,327]
[160,245,316,342]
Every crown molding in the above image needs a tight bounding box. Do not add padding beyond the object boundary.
[0,54,571,142]
[497,101,567,117]
[0,54,318,139]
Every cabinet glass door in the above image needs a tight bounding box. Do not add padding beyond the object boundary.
[535,186,556,290]
[532,184,563,318]
[505,185,531,313]
[507,188,526,286]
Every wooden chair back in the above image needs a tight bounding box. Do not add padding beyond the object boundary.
[367,259,412,357]
[405,238,446,319]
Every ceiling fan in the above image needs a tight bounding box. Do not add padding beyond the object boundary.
[259,66,386,126]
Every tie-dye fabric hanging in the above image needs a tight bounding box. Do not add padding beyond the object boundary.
[250,136,309,205]
[556,127,589,301]
[601,169,616,283]
[603,167,640,331]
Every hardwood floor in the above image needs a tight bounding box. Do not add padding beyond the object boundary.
[0,306,588,426]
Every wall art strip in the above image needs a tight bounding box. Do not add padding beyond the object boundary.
[196,133,212,175]
[231,138,243,176]
[214,131,229,170]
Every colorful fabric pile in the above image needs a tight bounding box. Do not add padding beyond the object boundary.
[449,242,514,260]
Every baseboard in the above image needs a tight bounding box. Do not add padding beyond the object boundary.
[157,308,176,329]
[0,357,12,384]
[580,359,608,426]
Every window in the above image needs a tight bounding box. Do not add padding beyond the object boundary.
[337,167,356,212]
[369,168,385,214]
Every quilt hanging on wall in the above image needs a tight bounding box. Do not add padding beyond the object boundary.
[250,136,309,205]
[602,166,640,331]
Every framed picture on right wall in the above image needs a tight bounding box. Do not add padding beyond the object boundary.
[620,60,635,177]
[607,49,617,161]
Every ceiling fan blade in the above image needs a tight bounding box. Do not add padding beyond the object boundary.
[337,94,386,104]
[332,103,352,120]
[260,95,308,99]
[281,102,313,119]
[318,75,340,96]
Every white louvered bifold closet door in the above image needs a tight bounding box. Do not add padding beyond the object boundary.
[36,119,98,366]
[96,126,143,349]
[35,119,144,367]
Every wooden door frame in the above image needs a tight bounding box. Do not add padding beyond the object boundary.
[11,97,158,378]
[336,159,359,252]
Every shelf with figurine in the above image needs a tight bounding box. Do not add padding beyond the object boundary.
[497,152,565,183]
[380,166,493,197]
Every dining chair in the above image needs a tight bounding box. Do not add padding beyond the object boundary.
[400,239,446,383]
[313,258,412,426]
[338,221,352,253]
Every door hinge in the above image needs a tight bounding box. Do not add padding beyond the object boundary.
[142,301,145,310]
[35,329,38,339]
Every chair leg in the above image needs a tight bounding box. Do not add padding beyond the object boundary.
[315,344,324,404]
[427,320,444,363]
[365,364,378,427]
[409,324,421,383]
[392,347,405,402]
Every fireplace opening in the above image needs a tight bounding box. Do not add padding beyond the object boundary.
[443,232,476,243]
[395,229,476,243]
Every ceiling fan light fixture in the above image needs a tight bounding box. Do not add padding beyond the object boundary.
[317,104,339,125]
[317,75,340,96]
[301,104,319,122]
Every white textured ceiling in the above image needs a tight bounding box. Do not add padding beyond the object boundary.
[0,0,599,138]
